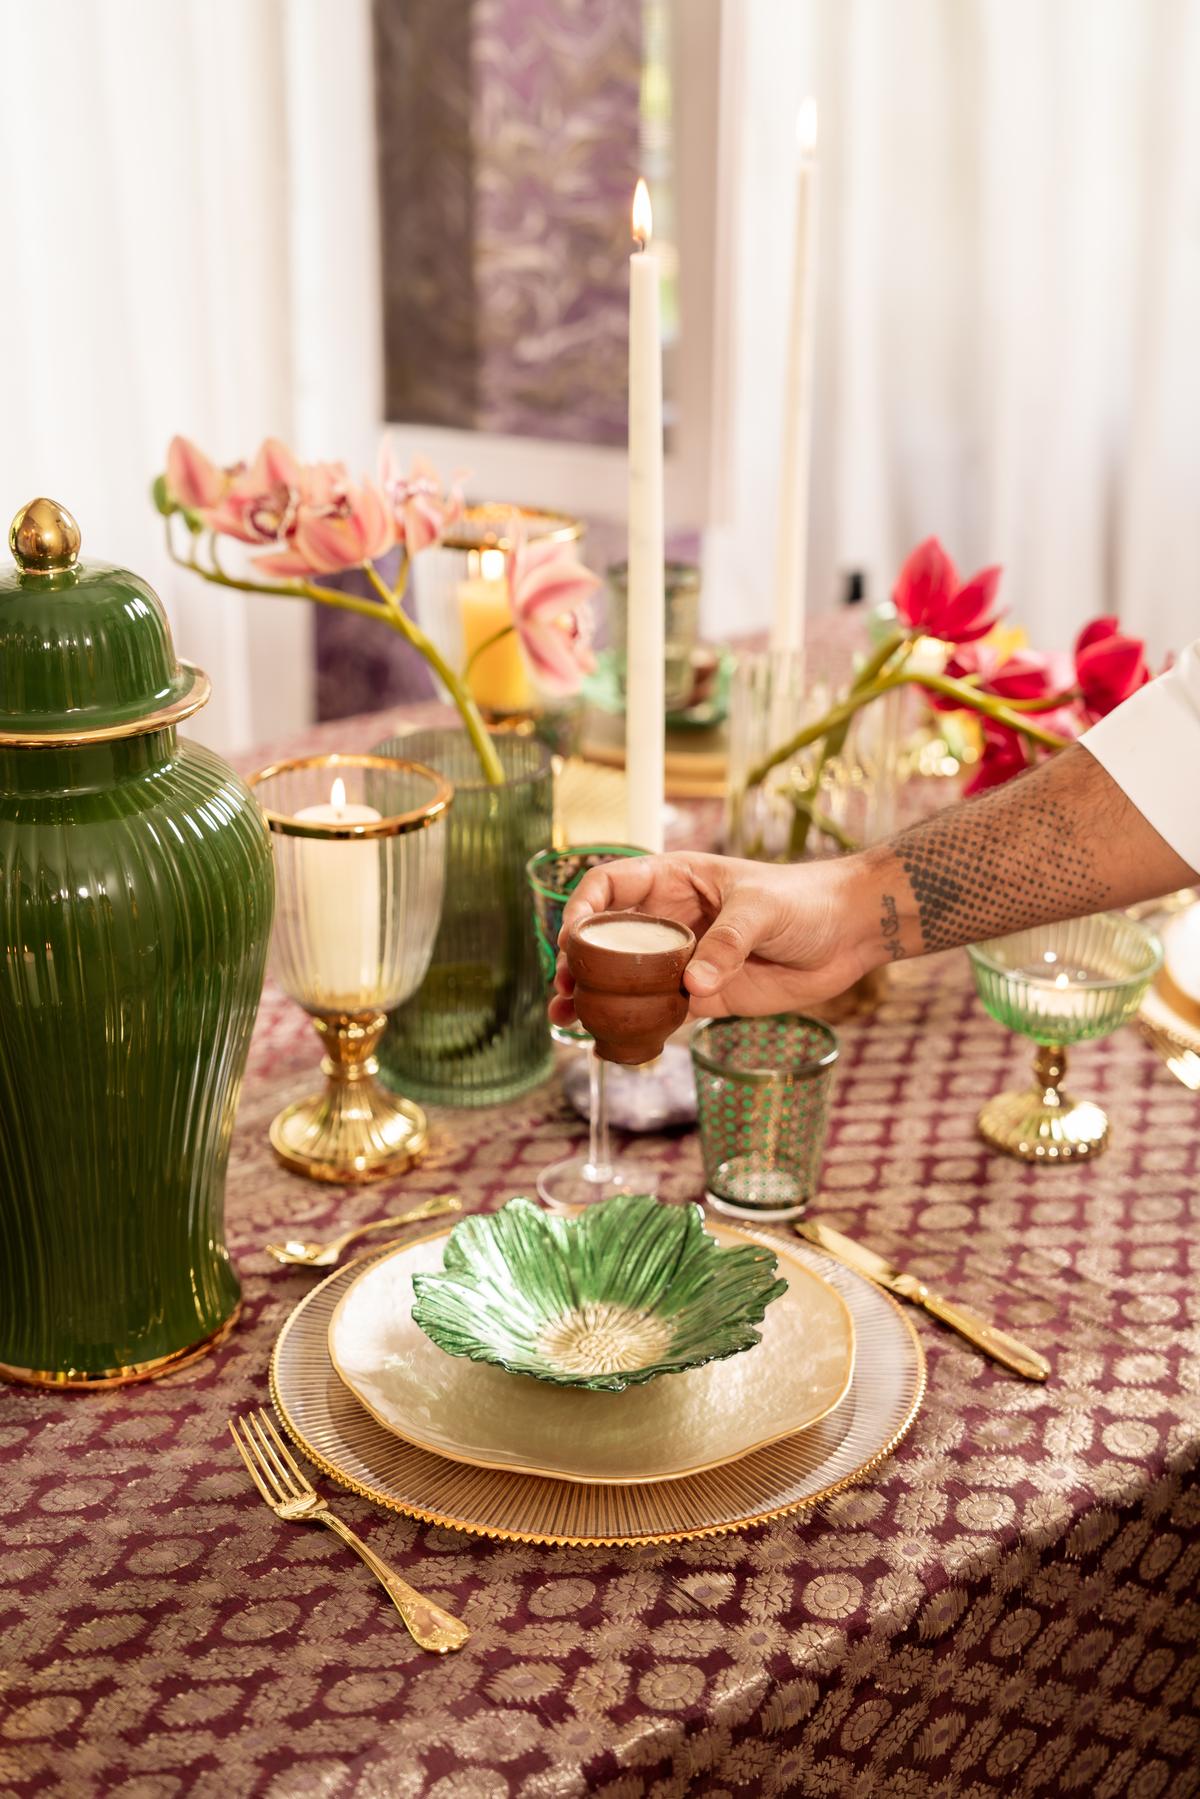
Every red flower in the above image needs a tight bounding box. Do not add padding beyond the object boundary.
[933,644,1072,711]
[1074,617,1150,720]
[893,538,1005,644]
[964,723,1029,796]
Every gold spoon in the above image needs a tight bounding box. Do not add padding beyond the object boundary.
[265,1194,461,1268]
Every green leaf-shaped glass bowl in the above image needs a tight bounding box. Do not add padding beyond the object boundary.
[410,1193,788,1392]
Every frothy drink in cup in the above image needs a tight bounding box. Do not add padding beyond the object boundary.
[580,917,690,954]
[565,911,696,1065]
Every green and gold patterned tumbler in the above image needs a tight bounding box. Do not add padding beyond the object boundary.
[692,1015,839,1222]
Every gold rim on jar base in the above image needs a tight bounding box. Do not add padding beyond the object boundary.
[0,1304,242,1389]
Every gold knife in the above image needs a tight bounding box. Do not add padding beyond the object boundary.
[795,1219,1050,1381]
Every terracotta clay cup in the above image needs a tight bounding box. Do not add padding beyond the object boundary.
[564,911,697,1065]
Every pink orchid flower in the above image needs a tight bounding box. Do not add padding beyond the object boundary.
[254,478,396,578]
[206,438,315,546]
[378,446,463,554]
[893,537,1005,644]
[506,525,598,695]
[165,436,229,513]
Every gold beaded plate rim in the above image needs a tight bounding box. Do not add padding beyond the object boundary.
[270,1226,925,1547]
[1137,894,1200,1053]
[323,1222,857,1485]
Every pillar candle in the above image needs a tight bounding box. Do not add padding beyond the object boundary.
[626,177,666,853]
[294,778,382,1010]
[460,548,532,714]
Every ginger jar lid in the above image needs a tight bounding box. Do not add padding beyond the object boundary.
[0,498,210,745]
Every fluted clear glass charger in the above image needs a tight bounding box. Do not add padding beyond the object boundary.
[967,913,1162,1162]
[271,1227,922,1545]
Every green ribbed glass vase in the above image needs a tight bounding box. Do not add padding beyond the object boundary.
[374,729,554,1106]
[0,499,274,1384]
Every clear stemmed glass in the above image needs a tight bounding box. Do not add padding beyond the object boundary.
[967,912,1162,1162]
[526,844,663,1211]
[247,753,452,1182]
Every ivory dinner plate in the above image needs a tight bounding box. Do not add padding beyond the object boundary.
[327,1221,855,1485]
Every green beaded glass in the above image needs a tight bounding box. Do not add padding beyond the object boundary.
[692,1015,839,1221]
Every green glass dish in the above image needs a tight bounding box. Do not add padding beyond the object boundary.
[410,1193,788,1391]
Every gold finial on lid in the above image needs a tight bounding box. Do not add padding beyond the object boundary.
[9,498,82,572]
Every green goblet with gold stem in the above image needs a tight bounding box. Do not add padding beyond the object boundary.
[967,913,1162,1162]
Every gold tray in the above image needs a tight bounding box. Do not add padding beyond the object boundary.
[271,1228,924,1546]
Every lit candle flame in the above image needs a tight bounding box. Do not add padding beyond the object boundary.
[330,776,347,813]
[631,177,653,251]
[796,96,818,156]
[480,547,506,582]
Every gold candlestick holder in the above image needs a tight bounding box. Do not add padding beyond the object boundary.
[247,753,452,1183]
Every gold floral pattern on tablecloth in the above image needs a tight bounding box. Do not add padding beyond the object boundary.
[1,715,1198,1797]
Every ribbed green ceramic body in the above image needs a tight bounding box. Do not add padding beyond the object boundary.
[0,731,273,1376]
[375,730,553,1106]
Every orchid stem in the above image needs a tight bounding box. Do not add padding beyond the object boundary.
[746,666,1071,791]
[785,629,910,858]
[362,563,504,785]
[462,622,516,680]
[164,519,505,786]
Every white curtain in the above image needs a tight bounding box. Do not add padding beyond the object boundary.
[707,0,1200,662]
[0,0,382,753]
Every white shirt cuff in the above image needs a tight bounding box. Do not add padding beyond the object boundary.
[1081,642,1200,874]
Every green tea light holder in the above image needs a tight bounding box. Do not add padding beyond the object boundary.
[247,754,452,1183]
[967,913,1162,1161]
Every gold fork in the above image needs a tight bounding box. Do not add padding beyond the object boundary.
[229,1409,469,1654]
[265,1193,461,1268]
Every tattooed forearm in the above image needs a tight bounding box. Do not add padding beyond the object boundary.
[880,892,904,961]
[885,750,1118,956]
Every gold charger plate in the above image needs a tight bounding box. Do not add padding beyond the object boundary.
[1138,893,1200,1052]
[271,1228,924,1547]
[325,1223,855,1485]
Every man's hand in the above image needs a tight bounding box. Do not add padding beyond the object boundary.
[549,851,868,1028]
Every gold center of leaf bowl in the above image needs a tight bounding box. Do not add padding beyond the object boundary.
[535,1303,675,1376]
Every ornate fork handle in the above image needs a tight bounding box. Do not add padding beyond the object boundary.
[316,1508,470,1652]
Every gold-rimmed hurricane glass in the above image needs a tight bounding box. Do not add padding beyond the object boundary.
[247,753,452,1183]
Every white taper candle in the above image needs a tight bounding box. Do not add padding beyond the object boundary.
[626,176,666,853]
[771,97,820,657]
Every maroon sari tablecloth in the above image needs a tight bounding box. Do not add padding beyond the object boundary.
[2,709,1198,1799]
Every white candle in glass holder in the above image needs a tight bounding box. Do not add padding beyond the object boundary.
[1017,954,1096,1024]
[294,777,382,1010]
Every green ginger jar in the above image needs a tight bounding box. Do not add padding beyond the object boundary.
[0,499,274,1386]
